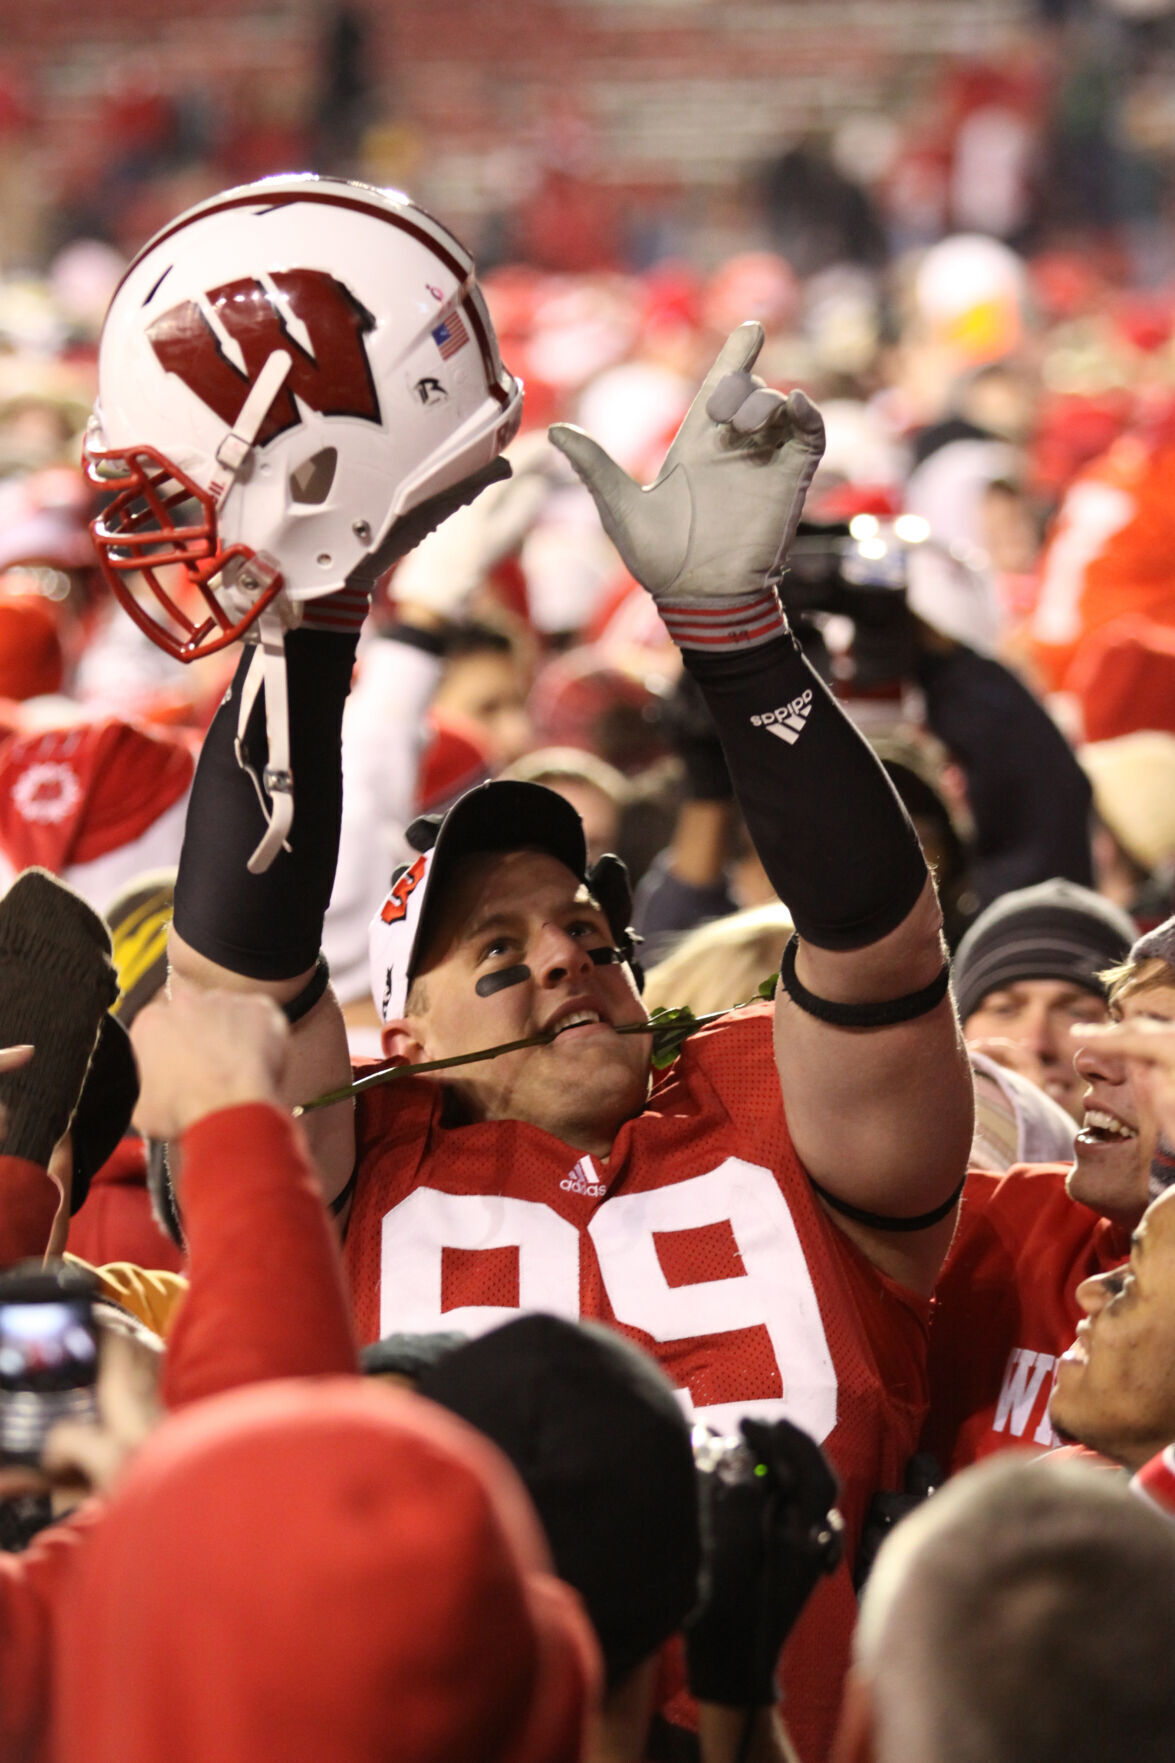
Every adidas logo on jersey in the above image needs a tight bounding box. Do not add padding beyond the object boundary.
[560,1155,606,1198]
[750,690,813,745]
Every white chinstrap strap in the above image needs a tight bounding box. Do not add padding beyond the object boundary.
[213,349,293,506]
[234,604,294,874]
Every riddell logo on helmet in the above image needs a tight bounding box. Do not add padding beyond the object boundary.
[750,691,813,745]
[148,269,382,447]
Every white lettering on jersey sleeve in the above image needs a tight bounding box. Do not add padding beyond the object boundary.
[992,1347,1057,1439]
[379,1189,580,1338]
[1035,1359,1061,1448]
[588,1159,836,1442]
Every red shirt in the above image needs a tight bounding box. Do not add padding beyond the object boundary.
[1031,432,1175,692]
[0,1103,358,1763]
[345,1004,930,1763]
[924,1163,1129,1474]
[65,1137,186,1276]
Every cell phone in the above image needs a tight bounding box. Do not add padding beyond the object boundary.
[0,1263,99,1467]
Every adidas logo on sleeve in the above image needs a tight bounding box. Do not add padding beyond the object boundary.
[750,690,813,745]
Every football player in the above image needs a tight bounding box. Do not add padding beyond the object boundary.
[88,175,972,1762]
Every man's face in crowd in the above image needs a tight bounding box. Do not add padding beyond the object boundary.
[1050,1187,1175,1470]
[539,778,619,868]
[1067,982,1175,1226]
[963,977,1109,1120]
[385,850,651,1156]
[432,649,533,767]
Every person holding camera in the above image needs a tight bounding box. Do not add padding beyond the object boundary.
[0,973,369,1763]
[407,1312,842,1763]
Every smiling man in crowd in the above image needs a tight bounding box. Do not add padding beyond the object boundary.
[1049,1185,1175,1471]
[952,879,1135,1123]
[923,912,1175,1472]
[1049,954,1175,1471]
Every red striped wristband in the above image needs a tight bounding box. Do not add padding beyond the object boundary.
[659,587,787,652]
[299,582,373,635]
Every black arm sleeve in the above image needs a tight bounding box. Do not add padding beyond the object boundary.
[173,629,357,981]
[917,644,1094,909]
[683,630,927,951]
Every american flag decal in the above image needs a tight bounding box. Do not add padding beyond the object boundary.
[431,312,469,359]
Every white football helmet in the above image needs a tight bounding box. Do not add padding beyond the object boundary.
[85,175,522,873]
[85,173,522,660]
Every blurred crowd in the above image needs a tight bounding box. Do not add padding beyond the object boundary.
[0,10,1175,1763]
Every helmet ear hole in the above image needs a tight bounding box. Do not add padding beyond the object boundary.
[289,447,338,505]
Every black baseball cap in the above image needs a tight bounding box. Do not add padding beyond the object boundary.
[418,1312,701,1687]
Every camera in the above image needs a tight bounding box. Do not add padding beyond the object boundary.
[783,517,918,692]
[0,1262,99,1467]
[688,1417,758,1487]
[692,1418,845,1575]
[692,1423,760,1487]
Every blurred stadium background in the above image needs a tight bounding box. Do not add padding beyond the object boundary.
[2,0,1175,752]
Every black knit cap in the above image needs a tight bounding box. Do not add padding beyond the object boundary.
[417,1312,700,1688]
[953,878,1136,1023]
[0,869,122,1203]
[359,1331,467,1382]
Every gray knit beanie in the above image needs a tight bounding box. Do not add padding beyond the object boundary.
[1128,913,1175,970]
[953,879,1136,1023]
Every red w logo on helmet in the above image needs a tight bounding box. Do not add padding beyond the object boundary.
[380,855,428,925]
[147,269,381,446]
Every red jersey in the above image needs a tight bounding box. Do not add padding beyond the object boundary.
[65,1136,186,1275]
[1031,432,1175,692]
[923,1163,1129,1474]
[345,1004,930,1763]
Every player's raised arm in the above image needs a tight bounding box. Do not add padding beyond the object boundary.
[84,178,522,1207]
[552,324,972,1291]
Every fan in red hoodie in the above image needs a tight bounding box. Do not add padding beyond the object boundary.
[54,1377,598,1763]
[0,983,362,1763]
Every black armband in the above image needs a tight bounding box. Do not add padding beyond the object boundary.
[683,631,927,951]
[809,1173,964,1233]
[778,935,950,1028]
[329,1159,359,1221]
[173,629,357,981]
[282,953,331,1025]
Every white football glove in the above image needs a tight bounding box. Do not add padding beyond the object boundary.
[549,322,824,653]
